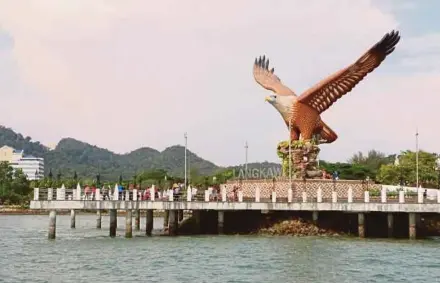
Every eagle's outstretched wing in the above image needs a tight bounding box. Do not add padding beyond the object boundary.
[297,30,400,114]
[253,55,296,96]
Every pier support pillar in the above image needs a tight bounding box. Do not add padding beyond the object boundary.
[70,209,76,229]
[125,210,133,238]
[135,210,140,231]
[48,210,56,240]
[163,210,170,230]
[387,213,394,238]
[168,210,178,236]
[193,210,201,234]
[96,210,102,229]
[409,213,416,240]
[312,211,319,225]
[178,210,184,222]
[358,213,365,238]
[109,209,117,238]
[218,211,224,234]
[146,209,153,236]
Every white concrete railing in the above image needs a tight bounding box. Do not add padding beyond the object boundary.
[32,184,440,204]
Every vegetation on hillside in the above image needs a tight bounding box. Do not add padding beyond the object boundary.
[0,162,31,205]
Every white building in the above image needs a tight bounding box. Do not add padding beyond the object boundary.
[0,145,44,180]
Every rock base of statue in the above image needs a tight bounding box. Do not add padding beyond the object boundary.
[277,140,323,179]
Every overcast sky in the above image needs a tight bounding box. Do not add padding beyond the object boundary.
[0,0,439,167]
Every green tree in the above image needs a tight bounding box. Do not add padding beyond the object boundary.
[376,150,438,187]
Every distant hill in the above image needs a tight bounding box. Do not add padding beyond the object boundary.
[1,126,276,181]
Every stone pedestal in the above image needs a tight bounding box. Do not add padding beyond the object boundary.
[70,209,76,229]
[277,140,323,179]
[146,209,153,236]
[48,210,56,240]
[96,210,102,229]
[358,213,365,238]
[125,210,133,238]
[109,209,117,237]
[409,213,416,240]
[218,211,224,234]
[387,213,393,238]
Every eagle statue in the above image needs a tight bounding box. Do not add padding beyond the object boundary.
[253,30,400,144]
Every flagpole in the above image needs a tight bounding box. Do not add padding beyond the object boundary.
[245,141,248,178]
[184,132,187,190]
[288,119,292,189]
[416,128,419,188]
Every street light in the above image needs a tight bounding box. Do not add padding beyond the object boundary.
[394,155,403,187]
[436,155,440,190]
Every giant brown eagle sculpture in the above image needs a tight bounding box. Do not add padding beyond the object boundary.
[254,30,400,144]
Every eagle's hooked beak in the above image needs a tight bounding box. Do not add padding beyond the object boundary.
[265,96,275,103]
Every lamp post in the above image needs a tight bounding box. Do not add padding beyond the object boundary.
[416,129,419,188]
[244,141,248,178]
[436,155,440,190]
[288,119,292,190]
[184,132,187,189]
[394,155,403,188]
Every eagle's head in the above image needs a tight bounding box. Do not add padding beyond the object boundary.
[265,95,295,122]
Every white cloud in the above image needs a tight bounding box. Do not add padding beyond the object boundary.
[0,0,439,166]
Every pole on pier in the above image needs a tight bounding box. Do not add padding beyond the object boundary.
[125,210,133,238]
[218,211,224,234]
[96,210,102,229]
[135,209,140,231]
[184,132,188,189]
[109,209,117,237]
[70,209,76,229]
[168,210,178,236]
[409,213,416,240]
[163,210,169,231]
[244,141,248,175]
[146,209,153,236]
[358,213,365,238]
[48,210,56,240]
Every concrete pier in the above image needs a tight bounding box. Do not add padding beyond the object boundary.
[70,209,76,229]
[96,210,102,229]
[409,213,416,240]
[178,210,184,222]
[48,210,56,240]
[168,210,178,236]
[358,213,365,238]
[125,210,133,238]
[387,213,393,238]
[218,211,224,234]
[146,209,153,236]
[135,210,140,231]
[312,211,319,225]
[163,210,169,230]
[109,209,117,238]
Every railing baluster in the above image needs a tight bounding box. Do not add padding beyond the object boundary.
[317,187,322,203]
[238,191,243,202]
[302,192,307,203]
[348,186,353,203]
[332,191,337,203]
[288,188,293,203]
[399,190,405,203]
[364,191,370,203]
[381,187,387,203]
[150,186,155,201]
[113,184,119,201]
[34,188,39,201]
[271,191,276,203]
[48,188,53,201]
[255,187,260,202]
[222,186,227,202]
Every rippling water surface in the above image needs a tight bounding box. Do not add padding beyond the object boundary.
[1,214,440,283]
